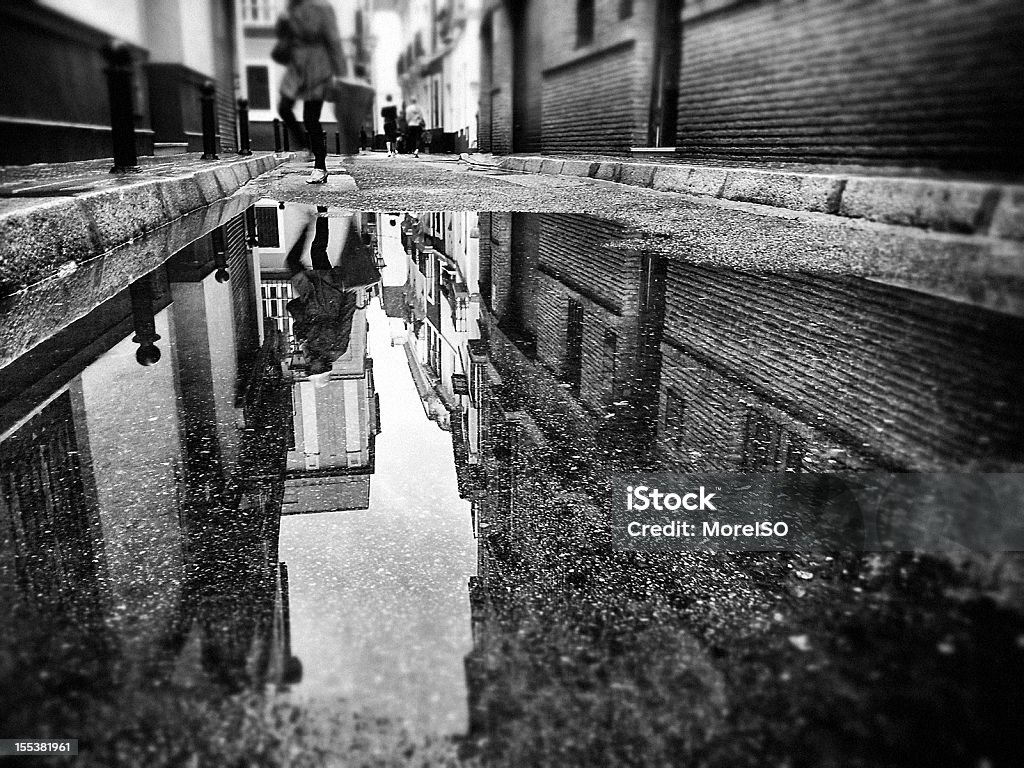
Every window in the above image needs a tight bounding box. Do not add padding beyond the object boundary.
[619,0,633,19]
[246,65,271,110]
[241,0,278,25]
[576,0,595,48]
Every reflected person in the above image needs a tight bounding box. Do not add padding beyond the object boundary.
[286,207,358,375]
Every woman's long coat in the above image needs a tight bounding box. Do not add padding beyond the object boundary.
[277,0,346,102]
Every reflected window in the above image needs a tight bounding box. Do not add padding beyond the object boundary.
[603,329,618,403]
[564,300,585,396]
[255,206,280,248]
[664,388,686,446]
[576,0,595,47]
[742,409,805,472]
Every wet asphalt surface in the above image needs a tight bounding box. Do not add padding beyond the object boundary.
[0,158,1023,767]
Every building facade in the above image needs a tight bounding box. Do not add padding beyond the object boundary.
[0,211,297,690]
[478,0,1024,172]
[394,0,482,152]
[1,0,241,164]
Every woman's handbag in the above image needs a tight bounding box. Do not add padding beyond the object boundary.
[329,75,375,154]
[271,39,292,65]
[272,16,293,64]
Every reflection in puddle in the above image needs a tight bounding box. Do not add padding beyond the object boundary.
[1,203,1023,765]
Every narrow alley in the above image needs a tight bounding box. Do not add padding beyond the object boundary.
[2,2,1024,767]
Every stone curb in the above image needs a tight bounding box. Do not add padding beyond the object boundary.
[495,155,1024,240]
[0,153,285,295]
[0,194,254,369]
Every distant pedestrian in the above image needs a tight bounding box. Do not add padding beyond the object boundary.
[275,0,347,184]
[405,96,426,158]
[397,108,408,153]
[381,94,398,157]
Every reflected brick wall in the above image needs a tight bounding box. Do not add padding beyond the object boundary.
[657,263,1024,470]
[512,214,642,414]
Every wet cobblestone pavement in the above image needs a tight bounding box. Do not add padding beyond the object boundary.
[1,191,1023,767]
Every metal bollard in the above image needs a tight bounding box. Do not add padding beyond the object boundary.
[335,131,341,155]
[200,80,218,160]
[283,125,291,152]
[273,118,283,153]
[103,40,140,173]
[237,98,252,156]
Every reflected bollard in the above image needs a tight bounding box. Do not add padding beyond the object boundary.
[103,40,140,174]
[273,118,283,153]
[200,80,218,160]
[130,276,161,365]
[212,227,229,282]
[237,98,252,156]
[335,130,341,155]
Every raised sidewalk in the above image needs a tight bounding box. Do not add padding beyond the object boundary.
[495,155,1024,242]
[0,152,286,297]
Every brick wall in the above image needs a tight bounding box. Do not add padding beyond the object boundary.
[541,42,637,155]
[538,0,645,155]
[479,3,514,154]
[677,0,1024,171]
[478,12,494,153]
[660,262,1024,470]
[481,0,652,155]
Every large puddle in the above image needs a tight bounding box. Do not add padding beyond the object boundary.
[1,201,1023,766]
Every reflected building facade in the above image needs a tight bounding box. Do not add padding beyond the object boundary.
[655,265,1024,473]
[469,212,1024,478]
[251,202,382,515]
[455,210,1024,762]
[480,211,666,471]
[0,209,299,701]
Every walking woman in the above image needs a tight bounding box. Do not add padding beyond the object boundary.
[275,0,347,184]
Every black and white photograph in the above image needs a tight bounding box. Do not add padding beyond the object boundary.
[1,1,1024,766]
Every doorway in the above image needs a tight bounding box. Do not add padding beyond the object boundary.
[511,0,544,153]
[648,0,682,147]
